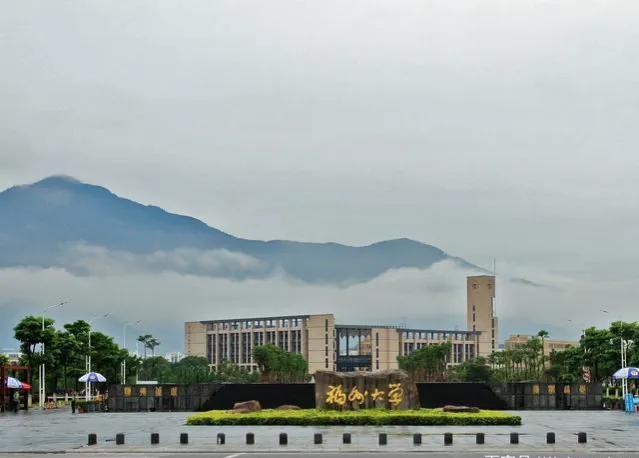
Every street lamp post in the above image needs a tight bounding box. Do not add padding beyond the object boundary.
[39,302,67,408]
[121,321,141,384]
[86,314,110,401]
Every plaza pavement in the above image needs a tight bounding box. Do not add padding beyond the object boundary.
[1,409,638,455]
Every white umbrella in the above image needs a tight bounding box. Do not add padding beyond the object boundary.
[5,377,23,389]
[78,372,107,383]
[612,367,639,379]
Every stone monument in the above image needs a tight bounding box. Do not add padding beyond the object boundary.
[314,370,420,410]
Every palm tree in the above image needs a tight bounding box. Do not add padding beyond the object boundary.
[137,335,152,358]
[537,330,550,373]
[146,337,160,357]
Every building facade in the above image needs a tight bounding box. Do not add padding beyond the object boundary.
[505,334,578,354]
[185,314,336,374]
[467,275,498,357]
[185,316,480,374]
[185,275,497,374]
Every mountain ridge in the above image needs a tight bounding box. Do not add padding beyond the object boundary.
[0,176,480,283]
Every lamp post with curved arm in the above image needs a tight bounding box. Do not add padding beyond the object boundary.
[121,321,141,384]
[39,301,67,408]
[85,314,110,401]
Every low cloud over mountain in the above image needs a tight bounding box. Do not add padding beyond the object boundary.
[0,176,478,284]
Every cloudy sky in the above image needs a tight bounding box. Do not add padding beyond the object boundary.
[1,0,638,352]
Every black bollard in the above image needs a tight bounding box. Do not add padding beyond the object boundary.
[578,432,587,444]
[216,433,225,445]
[87,434,97,446]
[378,433,387,446]
[343,433,351,444]
[413,433,422,445]
[180,433,188,445]
[116,433,125,445]
[476,433,485,444]
[246,433,254,445]
[314,433,323,444]
[444,433,453,445]
[510,433,519,444]
[547,432,555,444]
[279,433,288,446]
[151,433,159,444]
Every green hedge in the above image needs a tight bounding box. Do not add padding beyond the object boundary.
[187,408,521,426]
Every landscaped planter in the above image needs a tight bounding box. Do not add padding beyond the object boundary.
[187,408,521,426]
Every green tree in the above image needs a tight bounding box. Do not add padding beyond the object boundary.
[451,356,492,382]
[0,354,8,366]
[397,342,451,382]
[13,315,57,387]
[137,335,152,358]
[253,344,308,382]
[146,337,160,357]
[139,356,172,382]
[56,331,81,392]
[547,345,583,383]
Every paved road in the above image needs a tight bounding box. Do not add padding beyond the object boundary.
[3,454,639,458]
[1,409,638,454]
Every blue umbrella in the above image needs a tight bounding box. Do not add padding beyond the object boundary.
[612,367,639,379]
[78,372,107,383]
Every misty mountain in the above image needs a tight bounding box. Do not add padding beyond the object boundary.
[0,176,478,283]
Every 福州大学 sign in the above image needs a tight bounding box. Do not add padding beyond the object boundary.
[314,369,420,410]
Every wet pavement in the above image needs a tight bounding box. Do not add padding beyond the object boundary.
[1,409,638,454]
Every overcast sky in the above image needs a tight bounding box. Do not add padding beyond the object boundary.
[1,0,638,351]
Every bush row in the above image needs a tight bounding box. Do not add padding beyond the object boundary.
[187,408,521,426]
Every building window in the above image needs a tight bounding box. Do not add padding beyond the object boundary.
[278,331,288,350]
[325,358,328,368]
[325,346,328,356]
[376,360,379,370]
[325,319,328,331]
[325,333,328,345]
[375,333,379,346]
[376,348,379,358]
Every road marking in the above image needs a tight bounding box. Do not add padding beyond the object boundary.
[224,454,245,458]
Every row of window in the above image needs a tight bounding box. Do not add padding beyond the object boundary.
[401,331,475,341]
[207,318,305,331]
[207,330,303,364]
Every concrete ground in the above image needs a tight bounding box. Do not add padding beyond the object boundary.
[1,409,638,455]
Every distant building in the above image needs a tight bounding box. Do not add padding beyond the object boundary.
[505,334,578,355]
[165,352,185,363]
[185,275,498,375]
[467,275,498,357]
[1,350,22,366]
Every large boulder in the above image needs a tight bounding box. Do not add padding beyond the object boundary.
[314,370,420,410]
[233,400,261,412]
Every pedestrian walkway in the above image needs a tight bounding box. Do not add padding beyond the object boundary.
[1,410,638,453]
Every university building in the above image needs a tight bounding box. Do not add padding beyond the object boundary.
[504,334,578,354]
[185,275,497,374]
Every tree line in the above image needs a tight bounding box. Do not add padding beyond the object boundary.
[398,322,639,384]
[10,317,308,393]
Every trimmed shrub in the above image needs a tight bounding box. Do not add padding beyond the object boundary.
[187,408,521,426]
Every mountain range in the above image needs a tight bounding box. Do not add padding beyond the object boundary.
[0,176,480,283]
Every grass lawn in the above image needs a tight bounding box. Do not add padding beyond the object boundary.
[187,408,521,426]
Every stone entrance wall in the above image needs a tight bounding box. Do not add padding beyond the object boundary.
[314,370,420,410]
